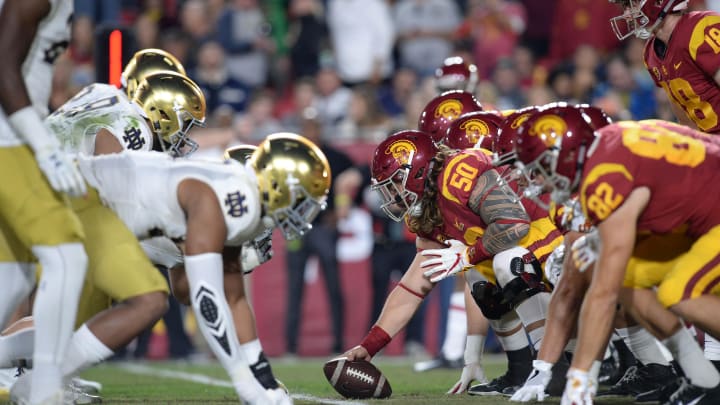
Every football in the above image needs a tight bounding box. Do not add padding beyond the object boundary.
[323,357,392,399]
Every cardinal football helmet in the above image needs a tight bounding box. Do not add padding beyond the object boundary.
[418,90,483,143]
[132,72,206,157]
[252,133,331,240]
[444,111,504,151]
[371,130,438,222]
[609,0,689,40]
[514,105,598,204]
[577,104,613,130]
[122,48,187,98]
[493,105,542,166]
[435,56,479,93]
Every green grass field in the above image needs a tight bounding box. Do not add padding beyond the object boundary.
[72,356,637,404]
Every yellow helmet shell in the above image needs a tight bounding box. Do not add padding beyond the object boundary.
[122,48,186,99]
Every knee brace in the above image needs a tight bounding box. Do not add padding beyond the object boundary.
[470,281,513,320]
[493,247,548,309]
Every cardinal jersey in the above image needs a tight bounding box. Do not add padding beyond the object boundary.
[581,120,720,237]
[77,151,267,246]
[644,11,720,133]
[0,0,72,146]
[418,150,562,268]
[46,83,154,155]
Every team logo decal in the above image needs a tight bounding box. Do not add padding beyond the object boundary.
[510,113,532,129]
[529,115,567,147]
[123,126,146,150]
[435,99,464,120]
[224,191,248,217]
[385,140,416,166]
[459,118,490,144]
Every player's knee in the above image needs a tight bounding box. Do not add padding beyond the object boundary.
[127,291,169,323]
[32,243,88,285]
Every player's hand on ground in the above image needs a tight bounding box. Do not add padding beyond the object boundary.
[447,362,488,394]
[510,360,553,402]
[343,345,371,362]
[420,240,471,283]
[560,368,593,405]
[36,146,86,197]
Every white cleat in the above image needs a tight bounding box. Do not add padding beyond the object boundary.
[64,383,102,404]
[266,388,293,405]
[69,378,101,395]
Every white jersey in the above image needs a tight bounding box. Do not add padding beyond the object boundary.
[45,83,154,156]
[77,151,267,246]
[0,0,73,147]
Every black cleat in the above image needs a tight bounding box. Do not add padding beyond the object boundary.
[597,363,676,397]
[249,352,279,390]
[468,372,520,396]
[660,377,720,405]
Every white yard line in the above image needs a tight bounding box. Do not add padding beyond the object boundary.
[118,363,367,405]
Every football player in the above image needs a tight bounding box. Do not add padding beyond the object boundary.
[610,0,720,134]
[509,104,676,402]
[0,0,88,402]
[514,105,720,404]
[434,56,479,94]
[74,133,329,404]
[342,129,563,396]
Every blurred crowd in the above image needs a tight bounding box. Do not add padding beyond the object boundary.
[59,0,714,160]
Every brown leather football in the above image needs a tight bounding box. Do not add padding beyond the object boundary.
[323,357,392,399]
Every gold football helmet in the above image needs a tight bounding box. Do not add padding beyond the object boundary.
[252,133,331,240]
[132,72,206,157]
[122,48,187,98]
[224,144,257,163]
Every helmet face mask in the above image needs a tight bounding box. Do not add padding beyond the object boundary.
[269,176,327,240]
[609,0,689,40]
[162,106,205,157]
[371,168,418,222]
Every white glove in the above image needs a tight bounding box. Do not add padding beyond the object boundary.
[420,240,472,283]
[571,231,599,273]
[511,360,553,402]
[544,244,565,287]
[35,145,87,197]
[561,368,594,405]
[447,362,488,394]
[8,106,86,197]
[241,229,273,274]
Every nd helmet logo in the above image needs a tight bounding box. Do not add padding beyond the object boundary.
[435,99,464,121]
[385,140,416,166]
[459,118,490,144]
[529,115,567,147]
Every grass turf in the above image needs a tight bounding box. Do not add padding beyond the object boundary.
[76,356,637,404]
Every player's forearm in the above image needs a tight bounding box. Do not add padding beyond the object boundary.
[537,277,584,362]
[572,282,618,371]
[481,221,529,255]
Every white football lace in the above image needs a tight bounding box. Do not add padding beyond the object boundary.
[346,367,374,385]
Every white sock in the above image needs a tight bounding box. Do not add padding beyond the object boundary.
[61,324,113,377]
[490,314,528,351]
[565,338,577,353]
[514,292,550,350]
[30,244,87,403]
[185,253,265,402]
[616,326,669,366]
[441,292,467,360]
[0,327,34,368]
[663,327,720,388]
[0,262,34,327]
[242,339,262,365]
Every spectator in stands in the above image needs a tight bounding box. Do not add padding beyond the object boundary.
[492,58,526,110]
[285,110,358,356]
[68,15,96,89]
[287,0,329,80]
[159,29,193,68]
[216,0,276,88]
[314,66,353,139]
[378,67,418,121]
[192,41,252,118]
[335,86,393,143]
[327,0,395,86]
[75,0,121,24]
[456,0,527,80]
[518,0,557,59]
[279,78,319,132]
[549,0,620,63]
[594,54,657,120]
[179,0,214,70]
[134,13,161,49]
[393,0,461,78]
[237,90,284,143]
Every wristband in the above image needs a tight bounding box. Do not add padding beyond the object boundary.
[464,334,485,364]
[359,325,391,357]
[7,106,57,153]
